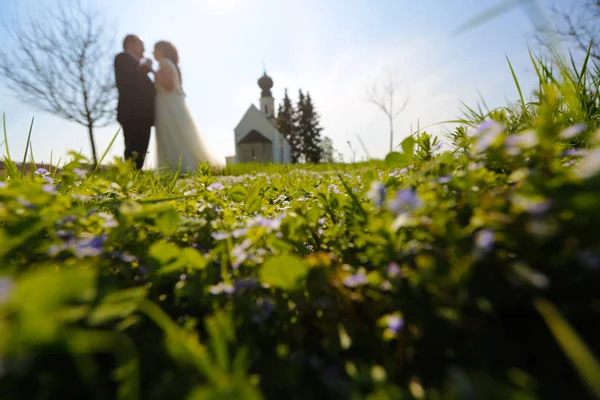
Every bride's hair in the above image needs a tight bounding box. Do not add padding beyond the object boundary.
[155,41,182,86]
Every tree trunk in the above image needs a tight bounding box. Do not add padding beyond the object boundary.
[87,123,98,167]
[389,117,394,153]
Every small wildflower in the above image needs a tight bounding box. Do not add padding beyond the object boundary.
[343,272,368,288]
[437,175,452,184]
[207,182,224,191]
[209,282,235,295]
[74,235,106,258]
[475,229,495,251]
[211,231,229,241]
[35,168,49,175]
[388,188,421,214]
[184,189,197,196]
[231,228,248,238]
[367,181,386,206]
[387,262,400,278]
[385,314,404,333]
[474,120,505,153]
[328,184,342,195]
[575,149,600,179]
[231,239,252,269]
[43,176,54,184]
[73,168,87,177]
[42,184,57,194]
[560,123,586,139]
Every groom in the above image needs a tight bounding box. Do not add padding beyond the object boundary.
[114,34,156,170]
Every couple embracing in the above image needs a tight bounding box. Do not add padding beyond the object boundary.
[114,34,222,173]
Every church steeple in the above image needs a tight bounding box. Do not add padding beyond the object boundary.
[258,69,275,120]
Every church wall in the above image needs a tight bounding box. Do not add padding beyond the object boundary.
[237,142,273,163]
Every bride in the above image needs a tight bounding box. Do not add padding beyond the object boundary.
[151,41,223,173]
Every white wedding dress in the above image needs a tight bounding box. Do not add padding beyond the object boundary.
[154,58,222,174]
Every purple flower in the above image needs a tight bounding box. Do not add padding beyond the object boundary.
[250,214,285,231]
[328,184,342,195]
[184,189,197,196]
[560,123,586,139]
[73,168,87,177]
[388,189,421,214]
[110,251,137,263]
[232,228,248,238]
[209,282,235,295]
[0,182,7,189]
[437,175,452,184]
[43,176,54,184]
[475,229,495,251]
[211,231,229,241]
[385,314,404,334]
[432,142,443,151]
[387,262,400,278]
[343,272,368,288]
[207,182,224,191]
[43,184,57,194]
[560,149,587,158]
[17,198,35,209]
[231,239,252,269]
[367,181,386,206]
[0,277,13,303]
[73,235,106,258]
[474,120,505,153]
[35,168,49,175]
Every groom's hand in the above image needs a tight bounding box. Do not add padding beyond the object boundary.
[139,59,153,73]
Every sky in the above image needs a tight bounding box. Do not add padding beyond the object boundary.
[0,0,567,167]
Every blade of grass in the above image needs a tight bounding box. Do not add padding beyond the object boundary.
[506,55,529,119]
[93,127,120,174]
[21,117,35,179]
[3,112,11,162]
[534,298,600,399]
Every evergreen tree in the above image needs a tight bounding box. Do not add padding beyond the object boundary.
[320,136,335,163]
[276,89,301,162]
[297,92,324,163]
[290,89,306,163]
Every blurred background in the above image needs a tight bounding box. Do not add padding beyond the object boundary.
[0,0,592,166]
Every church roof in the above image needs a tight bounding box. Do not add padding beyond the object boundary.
[234,105,290,145]
[238,129,271,144]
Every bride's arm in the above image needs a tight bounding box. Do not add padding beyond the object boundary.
[153,62,175,91]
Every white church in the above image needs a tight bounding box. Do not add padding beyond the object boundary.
[226,71,292,165]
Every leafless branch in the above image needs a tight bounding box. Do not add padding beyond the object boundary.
[366,68,410,153]
[0,0,117,165]
[535,0,600,63]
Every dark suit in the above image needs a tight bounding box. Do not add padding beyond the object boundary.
[114,52,156,169]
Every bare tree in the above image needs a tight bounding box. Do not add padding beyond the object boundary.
[536,0,600,62]
[367,69,409,153]
[0,0,117,166]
